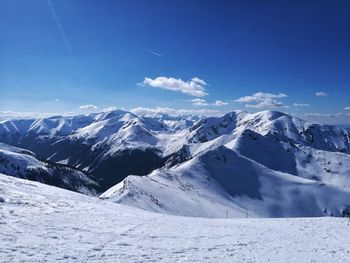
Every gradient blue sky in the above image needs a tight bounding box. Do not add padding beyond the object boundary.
[1,0,350,123]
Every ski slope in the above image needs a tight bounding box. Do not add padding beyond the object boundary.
[0,174,349,262]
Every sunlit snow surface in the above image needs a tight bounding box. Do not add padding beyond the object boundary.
[1,174,349,263]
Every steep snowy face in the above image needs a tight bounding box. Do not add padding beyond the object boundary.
[144,114,198,131]
[187,111,245,143]
[185,110,294,144]
[73,112,161,152]
[240,111,350,153]
[0,119,35,144]
[186,110,350,153]
[101,145,350,218]
[300,124,350,152]
[0,115,95,138]
[0,143,98,195]
[73,111,142,141]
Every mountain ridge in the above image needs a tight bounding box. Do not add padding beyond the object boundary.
[0,142,97,195]
[1,109,350,213]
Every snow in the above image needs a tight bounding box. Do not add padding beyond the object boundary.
[102,145,350,218]
[1,109,349,173]
[0,143,48,174]
[1,173,349,263]
[0,119,34,135]
[229,129,350,189]
[0,143,97,195]
[1,109,350,213]
[1,110,349,157]
[1,109,350,261]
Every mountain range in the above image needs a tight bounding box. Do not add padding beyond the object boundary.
[1,109,350,218]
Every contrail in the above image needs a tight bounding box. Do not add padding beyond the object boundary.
[145,49,162,57]
[46,0,74,59]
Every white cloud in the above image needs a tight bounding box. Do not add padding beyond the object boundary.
[79,104,98,110]
[130,107,220,117]
[293,103,310,107]
[55,98,60,101]
[103,106,117,112]
[0,111,75,122]
[141,76,208,97]
[304,112,345,117]
[187,99,228,106]
[234,92,287,109]
[344,106,350,110]
[188,98,208,106]
[303,112,350,126]
[212,100,228,106]
[303,112,350,125]
[315,91,328,97]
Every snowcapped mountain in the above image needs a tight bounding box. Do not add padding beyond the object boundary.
[186,110,350,153]
[1,109,350,219]
[100,110,350,217]
[0,110,196,190]
[0,143,97,195]
[101,145,350,218]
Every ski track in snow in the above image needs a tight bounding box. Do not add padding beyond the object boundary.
[1,174,350,262]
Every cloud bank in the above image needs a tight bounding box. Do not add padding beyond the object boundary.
[102,106,117,112]
[315,91,328,97]
[304,112,350,117]
[79,104,98,110]
[141,77,208,97]
[130,107,220,117]
[188,99,228,107]
[293,103,310,107]
[212,100,228,106]
[235,92,287,109]
[0,111,75,122]
[188,98,208,106]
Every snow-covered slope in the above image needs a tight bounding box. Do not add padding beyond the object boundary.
[1,109,350,199]
[230,129,350,189]
[1,174,349,262]
[186,110,350,153]
[0,110,196,191]
[102,145,350,218]
[0,143,97,195]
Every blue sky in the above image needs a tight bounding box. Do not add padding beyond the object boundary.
[1,0,350,123]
